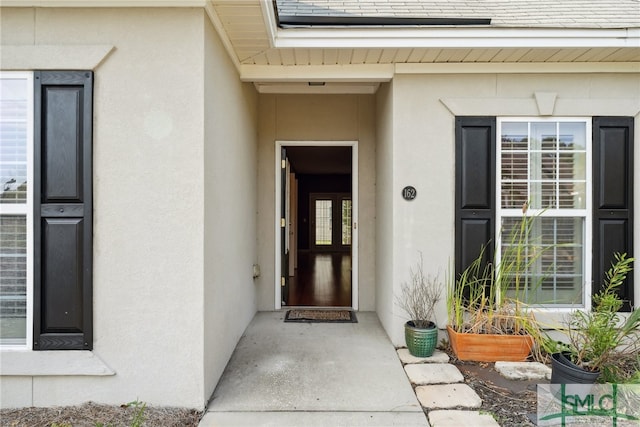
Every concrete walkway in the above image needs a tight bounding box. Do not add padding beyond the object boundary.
[199,311,426,426]
[199,311,525,426]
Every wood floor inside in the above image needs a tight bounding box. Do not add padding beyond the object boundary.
[286,252,352,307]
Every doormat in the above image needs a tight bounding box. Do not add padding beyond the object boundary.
[284,309,357,323]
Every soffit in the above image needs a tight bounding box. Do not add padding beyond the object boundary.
[3,1,638,82]
[208,0,640,75]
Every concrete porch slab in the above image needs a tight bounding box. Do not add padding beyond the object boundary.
[203,312,424,425]
[199,411,428,426]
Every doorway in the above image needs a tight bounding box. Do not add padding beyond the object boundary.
[275,141,358,310]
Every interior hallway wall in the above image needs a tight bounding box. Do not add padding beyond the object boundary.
[256,95,376,311]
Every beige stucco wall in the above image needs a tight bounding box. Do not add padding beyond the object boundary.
[374,82,395,333]
[0,7,260,410]
[381,72,640,346]
[256,94,376,311]
[202,14,259,404]
[2,4,639,410]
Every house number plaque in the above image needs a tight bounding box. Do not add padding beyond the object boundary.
[402,186,417,201]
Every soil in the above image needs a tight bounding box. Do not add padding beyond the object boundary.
[453,359,538,427]
[445,347,640,427]
[0,402,202,427]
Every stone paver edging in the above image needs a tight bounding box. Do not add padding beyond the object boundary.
[397,349,450,364]
[416,383,482,409]
[429,410,501,426]
[404,363,464,385]
[494,361,551,381]
[398,349,500,427]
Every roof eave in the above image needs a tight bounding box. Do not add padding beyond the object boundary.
[272,27,640,49]
[276,15,492,28]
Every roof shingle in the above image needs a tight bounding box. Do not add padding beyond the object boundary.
[275,0,640,28]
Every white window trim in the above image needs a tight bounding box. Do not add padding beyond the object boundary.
[496,117,592,311]
[0,71,34,350]
[0,72,112,376]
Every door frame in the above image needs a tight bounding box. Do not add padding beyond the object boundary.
[274,140,359,310]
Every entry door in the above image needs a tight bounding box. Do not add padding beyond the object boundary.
[310,193,352,251]
[275,141,359,311]
[280,148,290,305]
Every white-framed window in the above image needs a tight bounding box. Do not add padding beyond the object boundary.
[497,118,591,308]
[0,72,33,348]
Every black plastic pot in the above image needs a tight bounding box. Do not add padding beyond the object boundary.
[550,352,600,384]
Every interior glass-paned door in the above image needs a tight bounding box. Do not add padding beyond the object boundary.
[314,199,333,246]
[341,198,352,245]
[311,193,351,251]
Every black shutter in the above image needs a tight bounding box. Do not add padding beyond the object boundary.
[33,71,93,350]
[592,117,634,311]
[455,117,496,284]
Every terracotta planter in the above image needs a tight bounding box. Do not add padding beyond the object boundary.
[446,325,533,362]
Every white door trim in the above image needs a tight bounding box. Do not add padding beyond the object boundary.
[274,140,359,310]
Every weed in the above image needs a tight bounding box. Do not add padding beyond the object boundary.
[122,399,147,427]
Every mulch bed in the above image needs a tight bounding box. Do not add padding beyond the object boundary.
[444,347,639,427]
[452,358,537,427]
[0,402,202,427]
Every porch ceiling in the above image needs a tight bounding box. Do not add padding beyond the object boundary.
[208,0,640,81]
